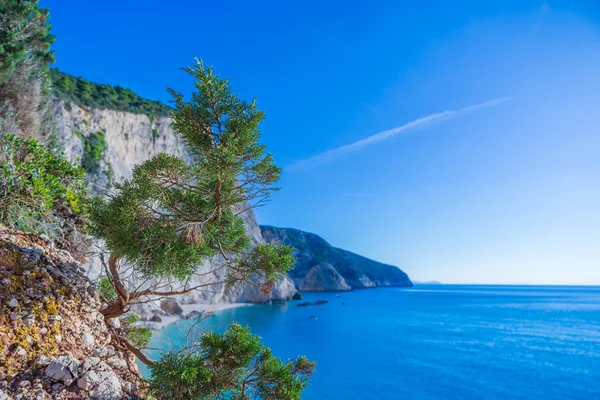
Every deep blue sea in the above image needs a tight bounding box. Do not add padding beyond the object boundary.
[144,285,600,399]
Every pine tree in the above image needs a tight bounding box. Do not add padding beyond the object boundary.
[89,58,302,360]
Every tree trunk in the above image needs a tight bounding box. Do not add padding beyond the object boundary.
[99,253,129,319]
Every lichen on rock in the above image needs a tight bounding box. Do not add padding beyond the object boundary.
[0,229,141,399]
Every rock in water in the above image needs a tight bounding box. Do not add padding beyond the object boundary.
[160,298,184,315]
[299,264,351,292]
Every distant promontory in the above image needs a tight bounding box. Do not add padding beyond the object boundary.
[260,226,413,292]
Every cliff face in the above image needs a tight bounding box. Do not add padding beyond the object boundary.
[46,100,296,306]
[260,226,413,291]
[298,264,351,292]
[0,229,141,399]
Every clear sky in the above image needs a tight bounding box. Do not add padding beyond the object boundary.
[44,0,600,284]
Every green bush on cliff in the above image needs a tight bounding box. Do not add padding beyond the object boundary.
[76,130,108,173]
[0,134,90,257]
[50,69,171,116]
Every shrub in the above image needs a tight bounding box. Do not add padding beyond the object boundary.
[79,130,107,173]
[0,134,89,258]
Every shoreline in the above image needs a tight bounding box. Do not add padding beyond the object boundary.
[141,302,253,330]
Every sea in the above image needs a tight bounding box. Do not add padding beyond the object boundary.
[142,285,600,399]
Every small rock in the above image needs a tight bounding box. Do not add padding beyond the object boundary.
[150,315,162,322]
[104,345,115,357]
[107,356,127,369]
[23,317,34,327]
[18,380,31,388]
[34,355,51,367]
[40,327,48,334]
[1,278,10,285]
[9,312,19,321]
[0,389,8,400]
[14,347,27,356]
[81,333,95,347]
[121,381,137,394]
[86,286,100,299]
[22,270,30,276]
[8,298,18,308]
[54,335,62,343]
[51,383,63,392]
[31,246,45,255]
[185,310,203,320]
[109,318,121,329]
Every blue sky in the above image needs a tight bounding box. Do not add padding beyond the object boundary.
[45,0,600,284]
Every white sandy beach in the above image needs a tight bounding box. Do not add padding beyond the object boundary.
[141,302,253,330]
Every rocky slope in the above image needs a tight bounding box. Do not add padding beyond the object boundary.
[260,226,412,291]
[46,97,296,310]
[298,264,351,292]
[0,229,141,399]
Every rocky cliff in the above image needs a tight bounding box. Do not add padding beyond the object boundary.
[298,264,351,292]
[45,96,296,309]
[0,229,142,399]
[260,226,412,291]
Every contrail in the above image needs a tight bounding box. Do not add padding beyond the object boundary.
[287,97,511,170]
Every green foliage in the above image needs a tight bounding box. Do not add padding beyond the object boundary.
[49,69,171,117]
[89,60,311,396]
[148,323,315,400]
[90,59,294,283]
[121,314,152,348]
[0,0,55,85]
[227,243,296,290]
[0,134,89,253]
[97,276,117,302]
[78,130,108,173]
[0,135,90,261]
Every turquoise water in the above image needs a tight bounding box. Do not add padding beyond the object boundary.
[144,285,600,399]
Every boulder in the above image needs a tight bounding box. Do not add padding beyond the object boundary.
[160,298,183,315]
[45,355,80,386]
[299,264,351,292]
[77,358,123,399]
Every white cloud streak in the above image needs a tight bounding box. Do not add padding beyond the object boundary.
[287,97,511,170]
